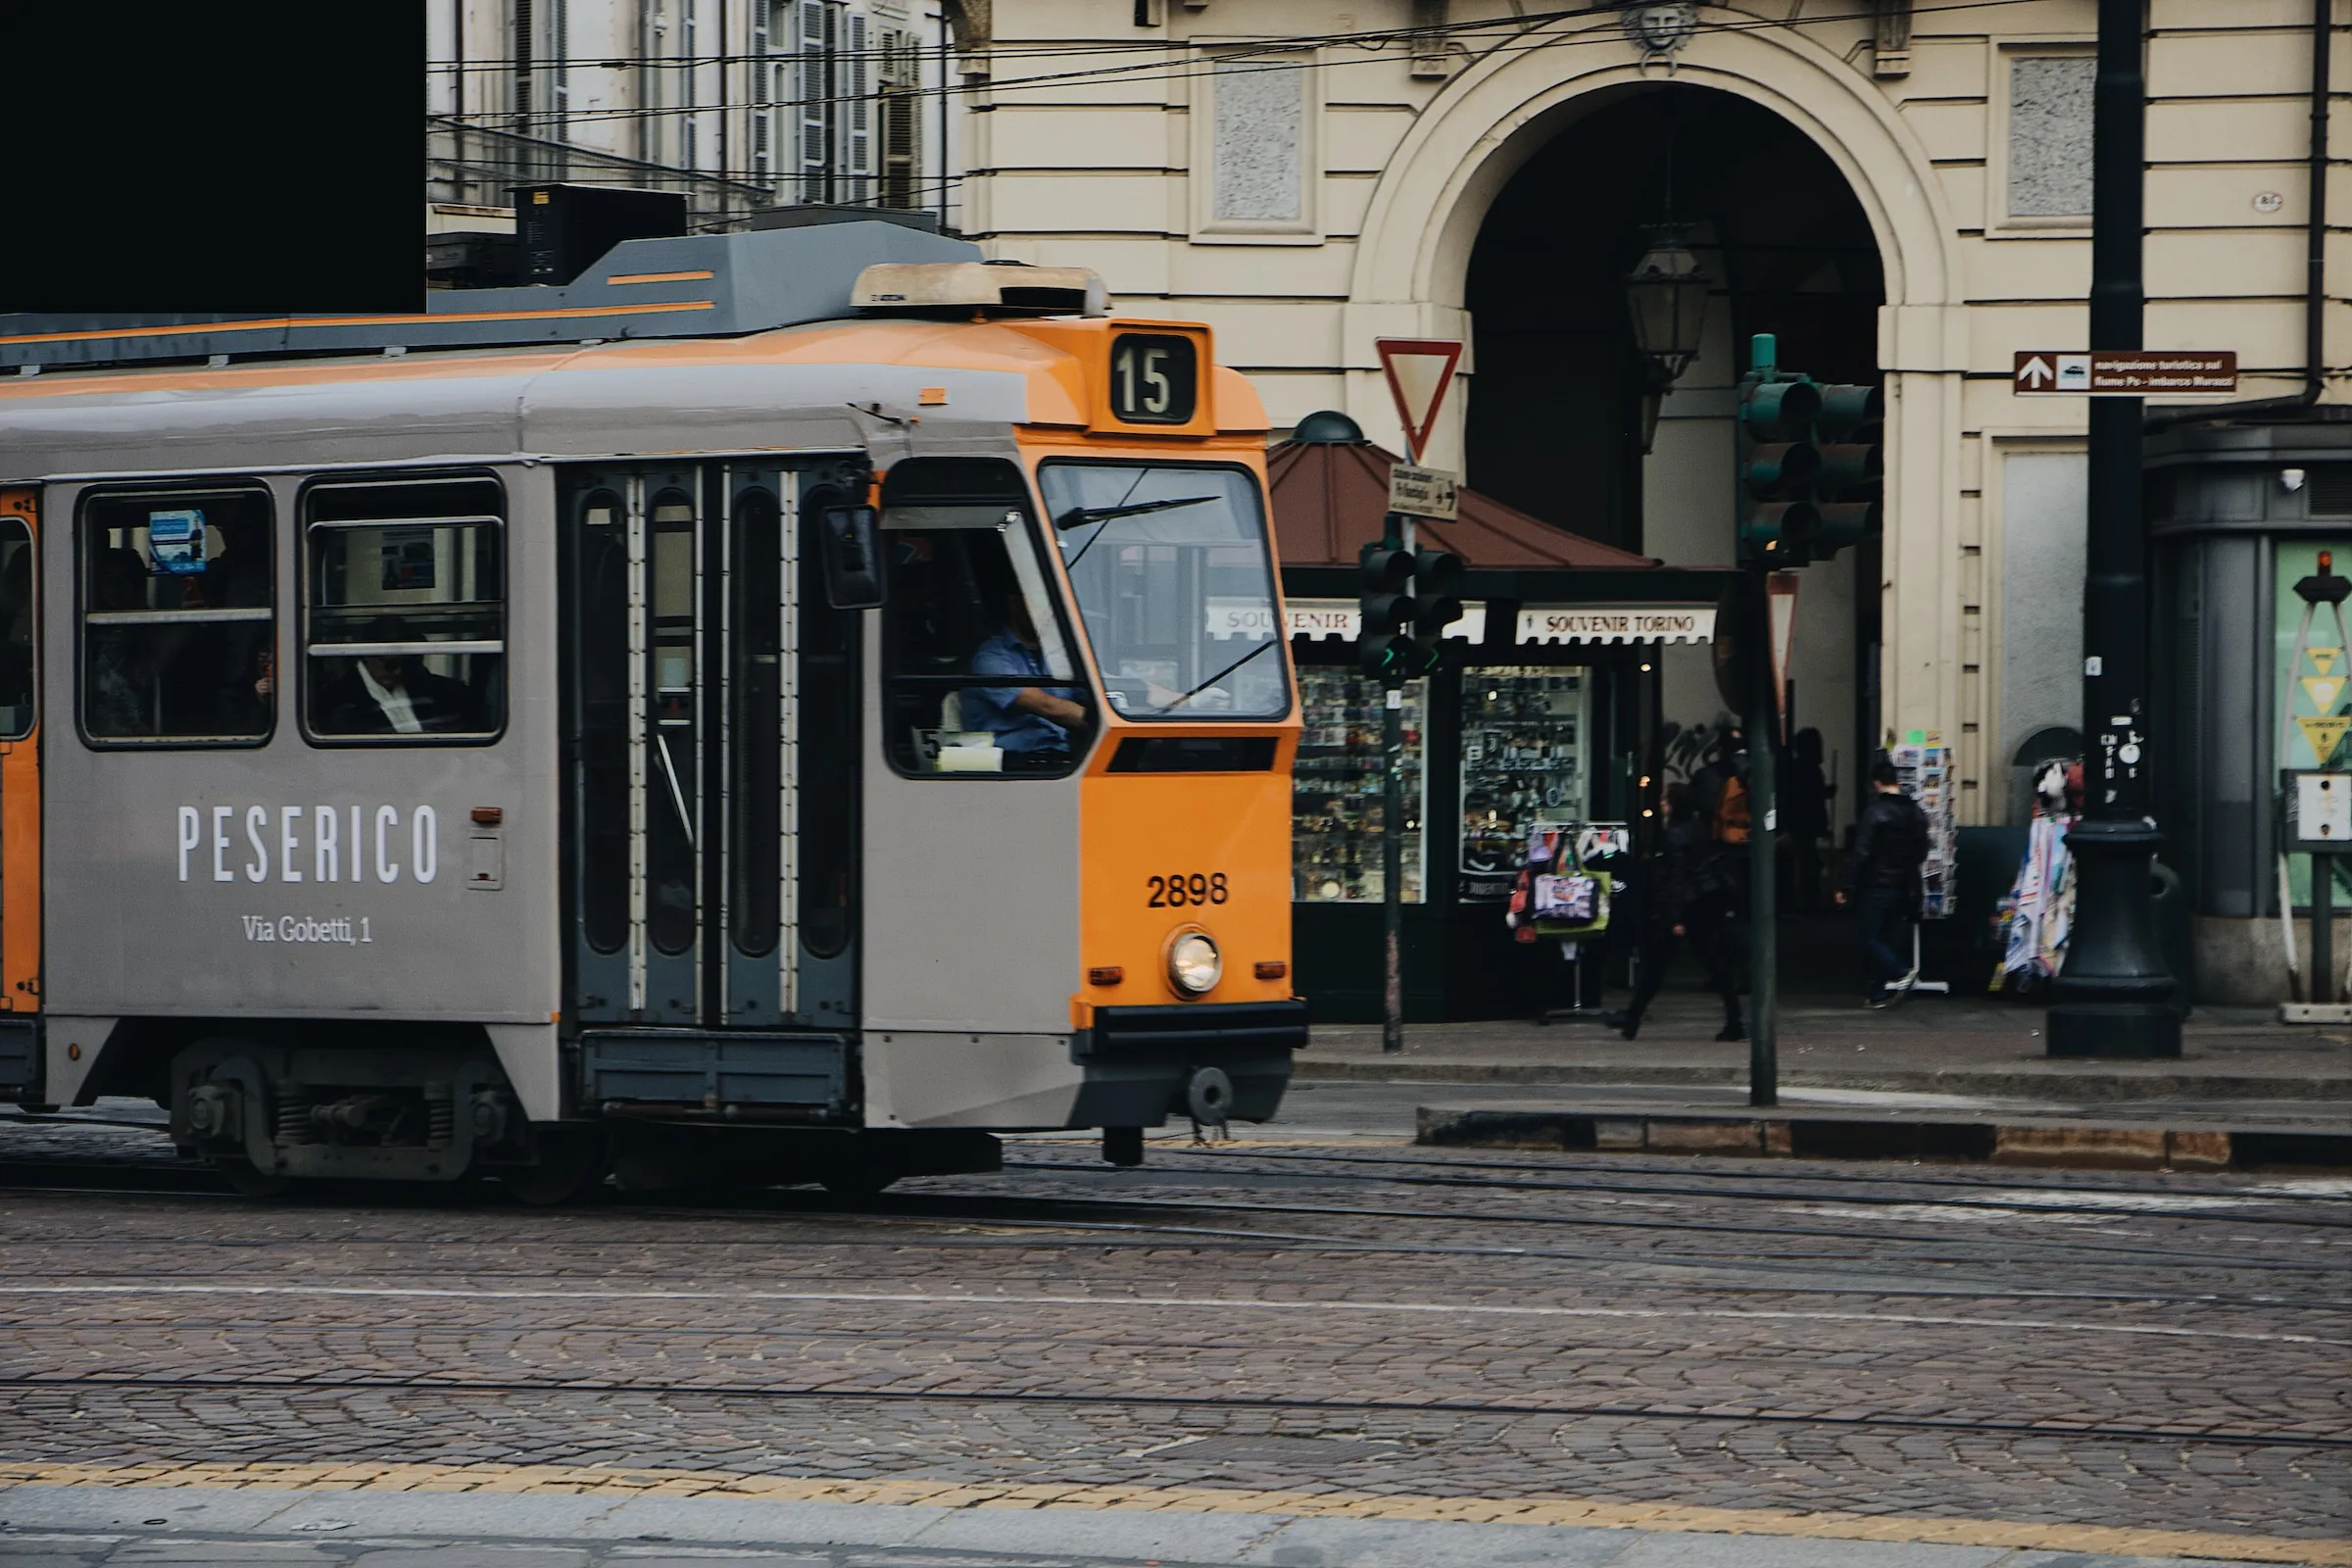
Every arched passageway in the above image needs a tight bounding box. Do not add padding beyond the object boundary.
[1462,82,1886,851]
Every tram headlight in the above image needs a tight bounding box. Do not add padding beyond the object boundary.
[1167,930,1222,996]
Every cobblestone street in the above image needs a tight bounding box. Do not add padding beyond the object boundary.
[1,1120,2345,1566]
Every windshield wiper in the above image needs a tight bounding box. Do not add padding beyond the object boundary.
[1054,495,1218,528]
[1161,638,1277,712]
[1057,495,1220,575]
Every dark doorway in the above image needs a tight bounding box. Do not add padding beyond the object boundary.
[1464,84,1885,555]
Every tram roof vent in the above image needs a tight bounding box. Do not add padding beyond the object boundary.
[852,261,1108,319]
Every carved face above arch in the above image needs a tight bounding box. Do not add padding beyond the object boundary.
[1622,3,1698,58]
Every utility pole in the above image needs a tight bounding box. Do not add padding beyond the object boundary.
[2047,0,2180,1056]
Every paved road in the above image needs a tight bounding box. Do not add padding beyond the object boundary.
[0,1120,2345,1567]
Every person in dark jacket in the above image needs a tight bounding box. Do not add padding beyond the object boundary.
[315,616,482,736]
[1847,759,1931,1005]
[1620,784,1745,1042]
[1782,727,1833,913]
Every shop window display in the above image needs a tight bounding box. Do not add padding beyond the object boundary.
[1294,668,1423,902]
[1458,665,1591,899]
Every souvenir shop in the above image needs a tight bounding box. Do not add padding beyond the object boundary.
[1268,422,1739,1022]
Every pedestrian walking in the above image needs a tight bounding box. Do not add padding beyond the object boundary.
[1783,727,1833,913]
[1847,759,1931,1006]
[1620,784,1746,1042]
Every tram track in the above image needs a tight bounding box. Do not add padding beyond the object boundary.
[3,1372,2336,1450]
[1004,1151,2352,1227]
[3,1158,2344,1284]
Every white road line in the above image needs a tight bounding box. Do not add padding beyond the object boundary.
[0,1285,2339,1347]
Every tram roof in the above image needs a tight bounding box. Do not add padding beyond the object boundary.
[0,316,1269,483]
[0,222,1266,480]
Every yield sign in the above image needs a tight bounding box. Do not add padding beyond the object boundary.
[1375,337,1463,463]
[1767,570,1800,742]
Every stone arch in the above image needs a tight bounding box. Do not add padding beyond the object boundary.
[1342,14,1967,747]
[1348,16,1960,334]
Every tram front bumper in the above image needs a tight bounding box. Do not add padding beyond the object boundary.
[1072,1001,1306,1127]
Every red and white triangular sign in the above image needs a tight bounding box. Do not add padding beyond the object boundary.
[1767,570,1800,742]
[1375,337,1464,463]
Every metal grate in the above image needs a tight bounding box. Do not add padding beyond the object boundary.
[2309,466,2352,515]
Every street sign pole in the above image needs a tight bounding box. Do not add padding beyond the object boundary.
[1371,340,1460,1058]
[2049,0,2180,1058]
[1383,514,1409,1056]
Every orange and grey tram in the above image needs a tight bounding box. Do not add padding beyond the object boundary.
[0,223,1303,1199]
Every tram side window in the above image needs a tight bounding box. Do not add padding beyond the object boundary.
[881,511,1090,777]
[81,487,274,744]
[0,520,33,740]
[301,478,505,744]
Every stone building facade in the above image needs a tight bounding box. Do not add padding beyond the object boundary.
[949,0,2344,1000]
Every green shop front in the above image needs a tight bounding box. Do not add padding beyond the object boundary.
[1269,429,1737,1022]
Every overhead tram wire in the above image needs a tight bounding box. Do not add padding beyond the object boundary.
[421,0,2063,136]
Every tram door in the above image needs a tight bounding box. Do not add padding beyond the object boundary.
[562,466,858,1032]
[0,492,34,1085]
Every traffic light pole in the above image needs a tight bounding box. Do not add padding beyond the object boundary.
[1747,568,1779,1105]
[1383,680,1405,1054]
[2048,0,2180,1057]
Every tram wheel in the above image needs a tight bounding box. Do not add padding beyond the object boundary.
[503,1129,610,1206]
[819,1171,899,1200]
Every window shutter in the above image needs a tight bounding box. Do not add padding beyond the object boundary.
[845,9,871,199]
[798,0,830,202]
[879,29,919,210]
[751,0,772,180]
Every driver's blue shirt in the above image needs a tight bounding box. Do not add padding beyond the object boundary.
[965,627,1070,753]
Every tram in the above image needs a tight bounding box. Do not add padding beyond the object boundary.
[0,221,1304,1199]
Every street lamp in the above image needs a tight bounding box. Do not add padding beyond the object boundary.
[1624,224,1710,454]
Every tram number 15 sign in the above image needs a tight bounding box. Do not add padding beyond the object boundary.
[1109,333,1198,424]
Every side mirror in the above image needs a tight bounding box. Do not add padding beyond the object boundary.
[815,500,885,610]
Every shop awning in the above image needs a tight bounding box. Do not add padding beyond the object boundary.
[1268,437,1656,570]
[1266,435,1734,643]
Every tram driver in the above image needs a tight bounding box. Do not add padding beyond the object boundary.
[962,591,1088,766]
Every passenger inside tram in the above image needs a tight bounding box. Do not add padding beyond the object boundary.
[314,615,483,736]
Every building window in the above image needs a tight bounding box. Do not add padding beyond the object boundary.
[1295,669,1423,903]
[878,28,924,211]
[2007,55,2094,220]
[301,476,506,745]
[0,519,33,742]
[796,0,872,205]
[80,486,274,746]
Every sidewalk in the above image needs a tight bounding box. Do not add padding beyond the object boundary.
[1298,993,2352,1110]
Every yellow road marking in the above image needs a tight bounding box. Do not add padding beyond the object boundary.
[0,1461,2339,1565]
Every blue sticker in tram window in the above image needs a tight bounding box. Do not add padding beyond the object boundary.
[147,509,208,575]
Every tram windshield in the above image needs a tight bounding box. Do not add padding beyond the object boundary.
[1037,462,1287,721]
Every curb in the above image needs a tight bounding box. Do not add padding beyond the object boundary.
[1298,1057,2352,1101]
[1415,1105,2352,1170]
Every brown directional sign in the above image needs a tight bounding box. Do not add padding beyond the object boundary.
[2012,350,2237,396]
